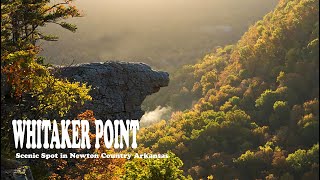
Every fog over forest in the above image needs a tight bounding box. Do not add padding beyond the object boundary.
[40,0,277,72]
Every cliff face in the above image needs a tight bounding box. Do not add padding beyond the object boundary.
[0,62,168,180]
[55,61,169,120]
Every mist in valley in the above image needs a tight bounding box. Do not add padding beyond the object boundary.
[40,0,278,121]
[41,0,277,72]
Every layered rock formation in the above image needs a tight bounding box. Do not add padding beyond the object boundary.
[55,61,169,120]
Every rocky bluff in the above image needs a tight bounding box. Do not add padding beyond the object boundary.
[55,61,169,120]
[1,62,168,180]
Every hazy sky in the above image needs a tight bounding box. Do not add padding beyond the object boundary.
[41,0,278,71]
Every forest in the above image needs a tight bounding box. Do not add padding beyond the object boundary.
[140,0,319,179]
[1,0,319,179]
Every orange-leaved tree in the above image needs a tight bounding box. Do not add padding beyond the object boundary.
[1,0,91,157]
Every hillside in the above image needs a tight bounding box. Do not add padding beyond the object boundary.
[138,0,319,179]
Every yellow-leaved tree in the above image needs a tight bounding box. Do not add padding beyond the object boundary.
[1,0,91,157]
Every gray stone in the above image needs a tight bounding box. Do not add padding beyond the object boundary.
[55,61,169,120]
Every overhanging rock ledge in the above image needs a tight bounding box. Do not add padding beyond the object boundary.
[55,61,169,120]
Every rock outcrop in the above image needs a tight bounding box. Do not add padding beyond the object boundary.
[55,61,169,120]
[0,61,168,180]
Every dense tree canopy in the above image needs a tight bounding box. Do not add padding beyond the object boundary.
[137,0,319,179]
